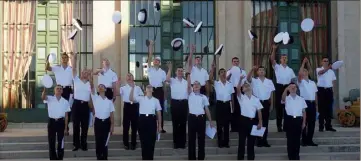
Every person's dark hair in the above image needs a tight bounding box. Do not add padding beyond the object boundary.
[258,66,265,69]
[218,68,226,75]
[195,56,201,59]
[232,57,239,62]
[322,56,329,60]
[176,66,183,70]
[55,84,63,89]
[289,82,296,86]
[61,53,69,58]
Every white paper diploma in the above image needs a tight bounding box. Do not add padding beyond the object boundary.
[250,125,266,137]
[88,112,93,127]
[205,125,217,139]
[61,138,64,149]
[157,133,161,142]
[105,132,110,146]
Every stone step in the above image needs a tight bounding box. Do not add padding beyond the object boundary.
[0,137,358,151]
[11,152,358,160]
[1,130,359,143]
[0,144,359,159]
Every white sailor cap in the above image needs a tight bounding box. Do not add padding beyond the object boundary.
[194,21,203,33]
[112,11,122,24]
[138,9,147,24]
[171,38,185,51]
[183,18,195,28]
[42,74,54,88]
[248,30,258,40]
[214,44,224,56]
[301,18,314,32]
[331,60,344,70]
[282,32,294,45]
[72,18,82,31]
[68,29,78,40]
[274,32,284,44]
[48,52,57,63]
[154,1,160,12]
[154,57,161,61]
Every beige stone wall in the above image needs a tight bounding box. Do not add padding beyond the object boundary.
[334,1,360,109]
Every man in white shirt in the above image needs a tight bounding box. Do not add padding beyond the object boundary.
[187,44,209,95]
[236,76,263,160]
[46,53,73,133]
[129,85,162,160]
[186,69,214,160]
[226,57,247,133]
[270,44,296,132]
[247,66,275,147]
[316,57,337,132]
[119,73,144,150]
[147,40,167,133]
[93,58,118,101]
[210,65,234,148]
[41,85,70,160]
[298,58,318,146]
[70,52,92,151]
[282,83,307,160]
[90,79,115,160]
[166,62,189,149]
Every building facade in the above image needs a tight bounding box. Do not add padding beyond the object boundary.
[0,0,359,124]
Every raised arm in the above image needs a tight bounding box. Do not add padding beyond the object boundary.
[147,40,154,68]
[71,52,77,77]
[187,72,192,95]
[270,44,278,68]
[90,71,95,95]
[281,85,290,102]
[247,66,258,83]
[41,88,47,100]
[45,55,52,71]
[236,75,245,96]
[187,44,195,70]
[298,58,308,83]
[165,62,172,82]
[208,61,216,84]
[317,64,331,75]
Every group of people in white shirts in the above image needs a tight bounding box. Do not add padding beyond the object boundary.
[43,40,337,160]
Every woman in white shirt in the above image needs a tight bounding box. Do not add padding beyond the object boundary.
[129,84,162,160]
[90,77,115,160]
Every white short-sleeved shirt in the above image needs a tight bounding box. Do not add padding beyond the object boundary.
[273,64,296,85]
[316,67,336,88]
[190,66,209,86]
[214,80,234,102]
[284,95,308,117]
[73,76,91,101]
[298,79,318,101]
[250,78,276,101]
[135,96,162,115]
[97,68,118,88]
[51,65,73,86]
[188,92,209,115]
[226,66,247,87]
[147,67,166,88]
[91,93,115,119]
[46,95,71,119]
[170,77,188,100]
[238,94,264,118]
[120,84,144,103]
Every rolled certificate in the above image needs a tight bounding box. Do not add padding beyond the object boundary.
[105,132,110,146]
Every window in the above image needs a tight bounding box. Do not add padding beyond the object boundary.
[251,0,330,78]
[1,1,36,109]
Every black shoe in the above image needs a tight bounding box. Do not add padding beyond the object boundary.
[326,127,336,132]
[81,147,88,151]
[277,127,283,132]
[263,143,271,147]
[301,142,308,147]
[308,142,318,146]
[72,147,79,151]
[161,130,166,133]
[130,144,136,150]
[223,145,230,148]
[124,145,130,150]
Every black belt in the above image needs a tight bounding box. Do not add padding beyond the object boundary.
[60,86,72,89]
[95,117,110,122]
[306,100,316,103]
[217,100,231,103]
[49,117,64,121]
[277,83,289,87]
[124,102,138,105]
[240,115,254,120]
[286,115,302,119]
[318,87,332,90]
[172,99,187,102]
[260,100,269,103]
[153,87,163,89]
[74,99,88,104]
[189,114,204,117]
[140,114,155,117]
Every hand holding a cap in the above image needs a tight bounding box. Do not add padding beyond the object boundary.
[167,61,172,69]
[302,57,309,65]
[190,44,196,53]
[272,44,279,50]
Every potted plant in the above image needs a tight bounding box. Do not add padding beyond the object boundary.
[0,106,7,132]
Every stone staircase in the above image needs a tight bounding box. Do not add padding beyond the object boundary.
[0,122,359,160]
